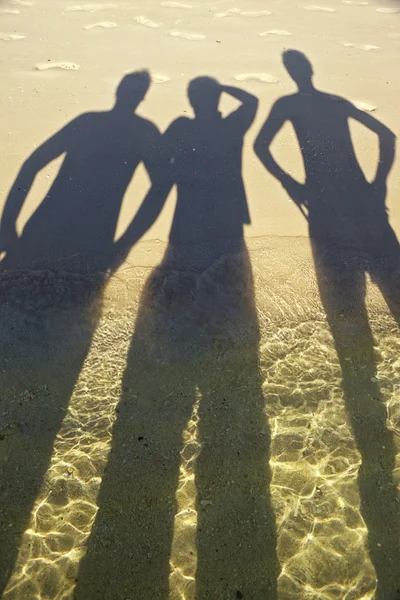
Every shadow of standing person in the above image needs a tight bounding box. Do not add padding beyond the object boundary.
[74,77,279,600]
[0,71,160,595]
[254,49,400,599]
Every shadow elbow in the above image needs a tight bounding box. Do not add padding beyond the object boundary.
[250,98,259,123]
[21,154,41,176]
[253,137,264,159]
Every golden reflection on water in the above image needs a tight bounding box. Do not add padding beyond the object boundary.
[1,237,400,599]
[2,297,132,600]
[168,390,201,600]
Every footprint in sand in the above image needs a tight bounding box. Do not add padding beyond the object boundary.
[353,99,377,112]
[304,5,336,12]
[0,8,20,14]
[260,30,292,36]
[234,72,279,83]
[376,7,400,13]
[36,62,80,71]
[161,1,192,8]
[66,4,116,12]
[152,73,171,83]
[84,21,117,29]
[0,33,26,40]
[121,70,170,83]
[214,9,237,17]
[169,30,205,40]
[343,42,380,51]
[238,10,272,16]
[214,8,272,17]
[135,16,162,28]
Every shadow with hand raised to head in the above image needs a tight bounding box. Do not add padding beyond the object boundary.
[74,77,279,600]
[255,49,400,600]
[0,71,159,596]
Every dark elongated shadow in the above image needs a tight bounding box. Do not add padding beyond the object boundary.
[255,49,400,599]
[74,77,279,600]
[0,71,160,595]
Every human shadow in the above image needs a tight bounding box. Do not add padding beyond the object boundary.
[74,78,279,600]
[255,49,400,599]
[0,71,160,595]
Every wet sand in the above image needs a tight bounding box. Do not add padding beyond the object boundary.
[1,0,400,598]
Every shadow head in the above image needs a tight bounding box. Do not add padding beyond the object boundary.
[188,76,221,117]
[116,70,151,112]
[283,50,314,88]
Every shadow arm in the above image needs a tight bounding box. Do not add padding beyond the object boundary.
[113,119,187,269]
[112,178,173,270]
[141,123,163,184]
[254,100,309,215]
[222,85,259,130]
[0,118,78,250]
[112,120,176,269]
[348,104,396,184]
[254,101,291,182]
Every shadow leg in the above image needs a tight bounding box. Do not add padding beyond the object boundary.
[195,345,278,600]
[313,246,400,599]
[374,257,400,327]
[74,344,196,600]
[0,296,98,595]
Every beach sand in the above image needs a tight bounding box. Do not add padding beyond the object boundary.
[1,0,400,598]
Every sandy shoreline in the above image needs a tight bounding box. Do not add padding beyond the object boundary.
[1,0,400,243]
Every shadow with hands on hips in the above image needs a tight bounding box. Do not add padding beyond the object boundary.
[0,71,160,595]
[255,49,400,600]
[74,77,279,600]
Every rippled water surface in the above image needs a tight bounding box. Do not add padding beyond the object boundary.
[1,236,400,599]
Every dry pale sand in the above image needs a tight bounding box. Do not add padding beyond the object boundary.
[1,0,400,599]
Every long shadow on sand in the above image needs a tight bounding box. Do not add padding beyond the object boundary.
[74,78,279,599]
[255,49,400,600]
[0,71,160,595]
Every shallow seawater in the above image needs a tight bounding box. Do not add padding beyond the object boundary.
[1,236,400,600]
